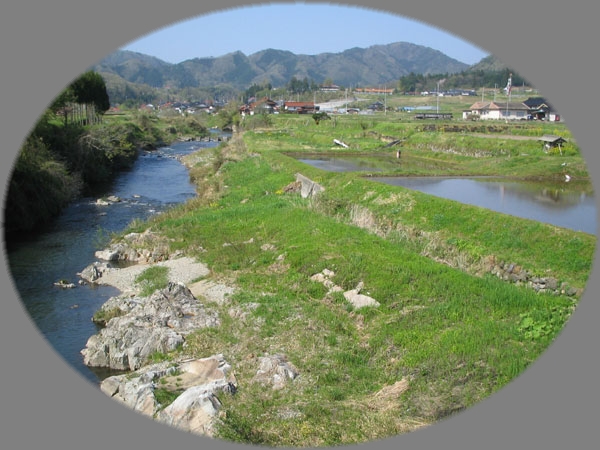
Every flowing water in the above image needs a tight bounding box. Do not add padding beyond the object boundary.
[4,139,219,385]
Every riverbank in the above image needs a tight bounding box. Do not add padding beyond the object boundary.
[3,110,214,234]
[81,119,595,446]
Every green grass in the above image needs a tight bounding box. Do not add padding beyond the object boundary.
[112,114,594,447]
[134,265,169,296]
[154,387,183,410]
[91,307,124,325]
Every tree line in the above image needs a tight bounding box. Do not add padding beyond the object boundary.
[4,71,161,233]
[397,68,529,94]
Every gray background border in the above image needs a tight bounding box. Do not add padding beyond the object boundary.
[1,1,598,449]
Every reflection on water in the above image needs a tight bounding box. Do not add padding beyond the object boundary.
[289,152,451,173]
[375,177,596,234]
[295,155,596,235]
[297,157,384,172]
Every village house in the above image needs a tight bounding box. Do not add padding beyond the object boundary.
[523,97,562,121]
[366,101,386,112]
[464,97,563,122]
[283,101,319,114]
[463,101,531,121]
[239,97,279,116]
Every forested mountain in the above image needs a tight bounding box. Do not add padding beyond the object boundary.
[395,53,528,94]
[93,42,471,103]
[468,54,509,72]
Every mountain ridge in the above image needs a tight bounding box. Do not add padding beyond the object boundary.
[94,41,477,92]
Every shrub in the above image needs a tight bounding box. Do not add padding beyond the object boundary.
[4,136,82,232]
[92,307,125,326]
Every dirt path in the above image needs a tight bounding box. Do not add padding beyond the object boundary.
[467,133,541,141]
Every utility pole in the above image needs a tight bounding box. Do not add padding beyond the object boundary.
[384,84,387,116]
[345,88,348,114]
[505,73,512,121]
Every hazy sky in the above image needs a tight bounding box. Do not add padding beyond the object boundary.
[121,3,489,65]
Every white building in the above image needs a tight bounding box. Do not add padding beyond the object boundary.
[463,101,530,121]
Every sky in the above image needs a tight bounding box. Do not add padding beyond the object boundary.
[121,3,489,65]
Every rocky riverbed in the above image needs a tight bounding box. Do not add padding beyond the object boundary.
[77,230,302,437]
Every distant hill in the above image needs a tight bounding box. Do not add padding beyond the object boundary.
[93,42,471,94]
[393,54,529,95]
[467,54,509,73]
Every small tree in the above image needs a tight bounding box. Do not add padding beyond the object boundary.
[51,71,110,126]
[312,112,331,125]
[49,87,77,126]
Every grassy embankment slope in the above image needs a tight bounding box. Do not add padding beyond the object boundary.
[118,110,595,447]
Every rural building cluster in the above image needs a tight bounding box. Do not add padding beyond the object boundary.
[234,94,561,122]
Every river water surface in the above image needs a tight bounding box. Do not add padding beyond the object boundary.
[5,140,218,385]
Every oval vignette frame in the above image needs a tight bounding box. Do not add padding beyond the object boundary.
[0,1,598,450]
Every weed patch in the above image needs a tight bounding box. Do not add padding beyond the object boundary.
[135,266,169,296]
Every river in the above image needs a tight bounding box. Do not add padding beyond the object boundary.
[4,139,219,385]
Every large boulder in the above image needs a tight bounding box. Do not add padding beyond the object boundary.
[94,229,171,263]
[100,355,236,437]
[82,282,220,371]
[156,386,223,436]
[295,173,324,198]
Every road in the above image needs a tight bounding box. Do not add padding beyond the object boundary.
[316,97,366,110]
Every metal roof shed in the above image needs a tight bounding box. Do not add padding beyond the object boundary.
[539,134,568,154]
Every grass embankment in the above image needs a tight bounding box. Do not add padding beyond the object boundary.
[119,115,595,447]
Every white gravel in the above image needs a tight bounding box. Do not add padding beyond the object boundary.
[94,257,211,294]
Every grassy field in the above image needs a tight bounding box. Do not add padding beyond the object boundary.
[113,110,595,447]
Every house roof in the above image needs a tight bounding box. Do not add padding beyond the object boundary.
[468,101,529,111]
[239,97,278,112]
[538,134,567,143]
[284,102,315,108]
[523,97,550,108]
[251,97,277,108]
[488,102,530,111]
[468,101,492,110]
[524,97,558,113]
